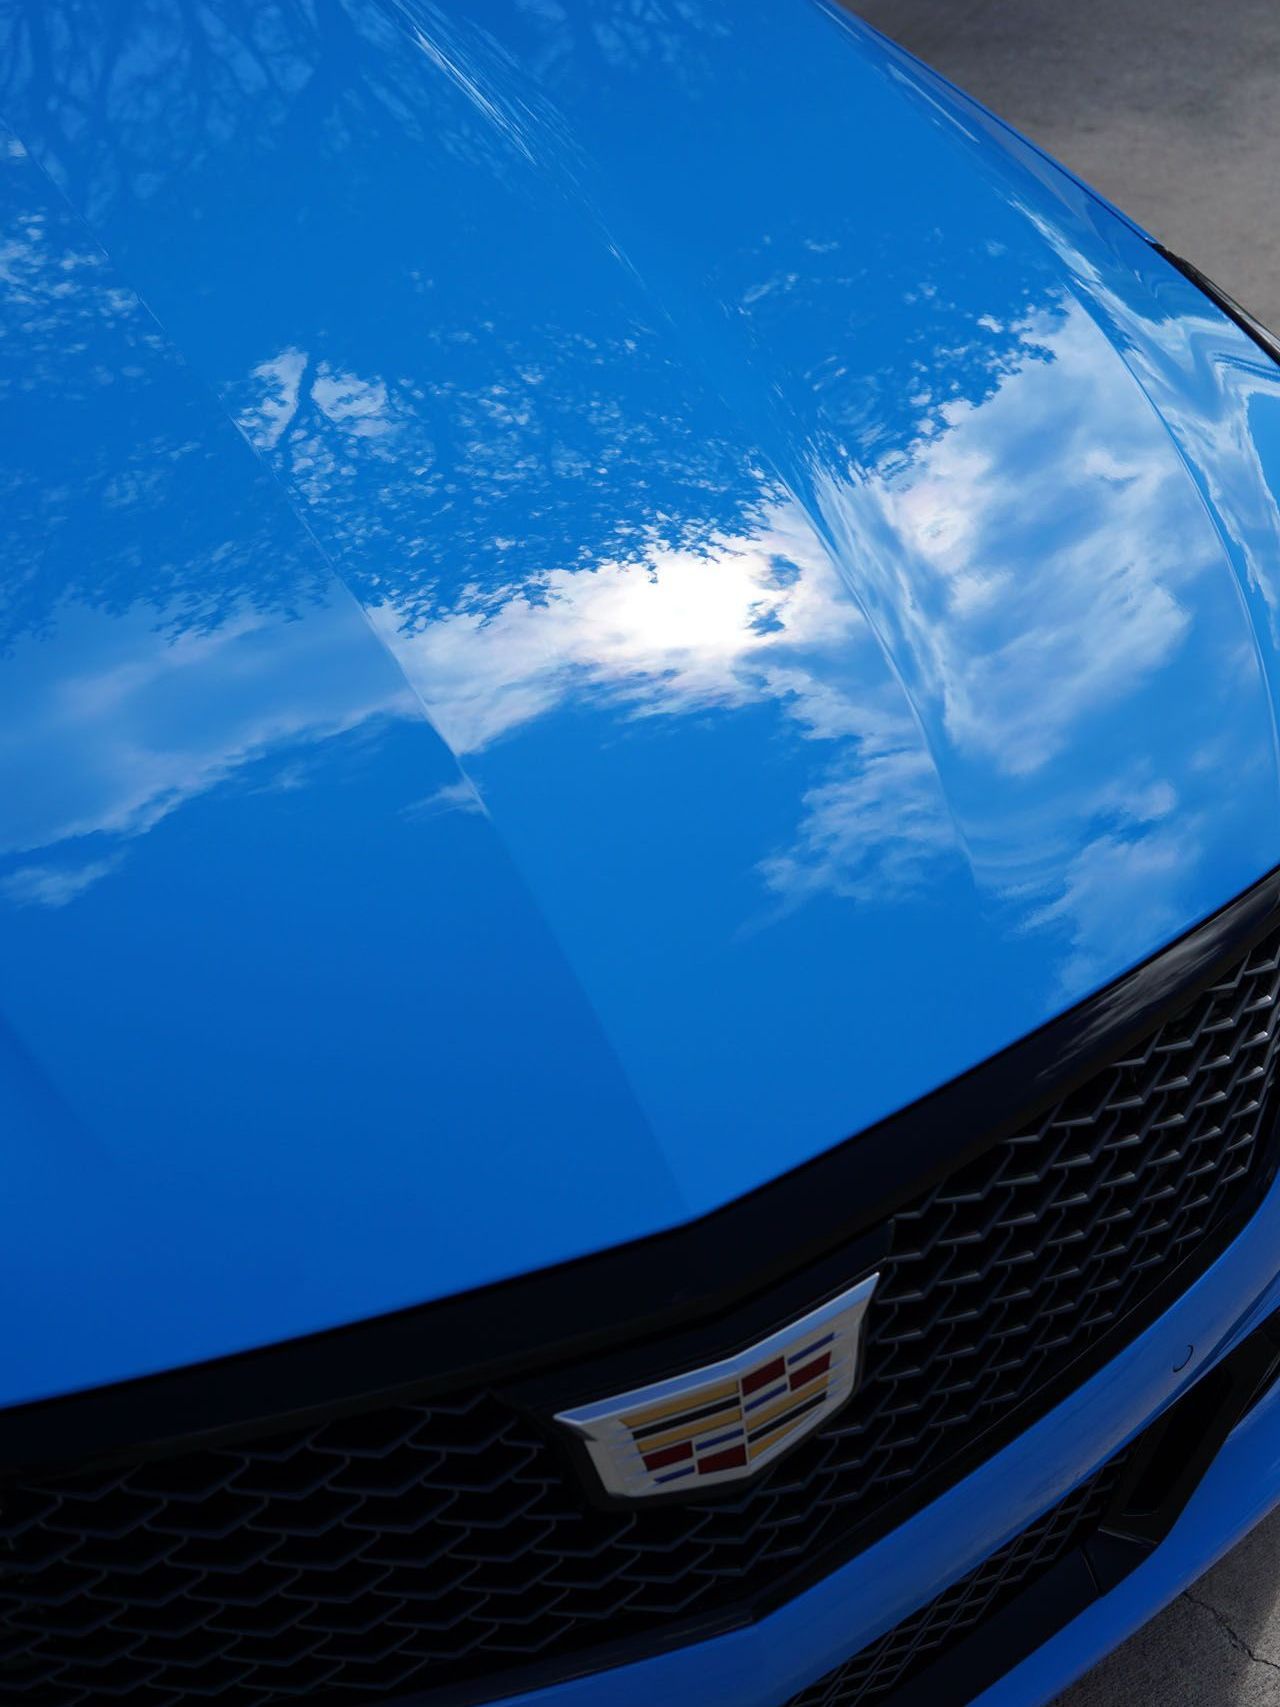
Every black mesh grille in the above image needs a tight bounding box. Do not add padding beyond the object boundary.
[784,1446,1131,1707]
[2,928,1278,1706]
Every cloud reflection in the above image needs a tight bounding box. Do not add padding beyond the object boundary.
[1,855,124,910]
[0,598,411,905]
[6,0,1276,1018]
[363,497,860,753]
[319,288,1240,978]
[814,297,1208,779]
[802,291,1256,974]
[757,740,959,915]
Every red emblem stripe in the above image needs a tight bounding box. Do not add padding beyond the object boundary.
[788,1351,832,1391]
[741,1356,786,1396]
[697,1444,748,1474]
[642,1440,694,1471]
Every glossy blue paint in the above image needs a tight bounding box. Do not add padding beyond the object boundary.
[4,0,1280,1419]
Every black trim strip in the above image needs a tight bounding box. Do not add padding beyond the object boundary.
[1155,244,1280,368]
[631,1395,739,1441]
[2,865,1279,1476]
[747,1389,827,1446]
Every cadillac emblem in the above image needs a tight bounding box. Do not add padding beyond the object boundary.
[555,1273,879,1499]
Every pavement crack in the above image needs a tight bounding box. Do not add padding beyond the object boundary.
[1185,1588,1280,1673]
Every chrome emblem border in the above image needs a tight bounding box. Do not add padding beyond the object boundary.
[554,1273,879,1500]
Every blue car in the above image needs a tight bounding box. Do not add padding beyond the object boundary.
[4,1,1280,1703]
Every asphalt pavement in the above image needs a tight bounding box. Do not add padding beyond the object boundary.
[846,1,1280,1701]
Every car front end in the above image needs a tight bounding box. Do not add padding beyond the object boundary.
[4,3,1280,1704]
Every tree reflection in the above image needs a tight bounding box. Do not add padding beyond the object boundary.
[3,0,1269,1018]
[0,0,1052,651]
[0,133,330,651]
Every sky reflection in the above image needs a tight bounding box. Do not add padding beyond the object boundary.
[0,598,412,902]
[221,281,1270,994]
[0,82,692,1402]
[7,0,1273,1063]
[4,0,1280,1326]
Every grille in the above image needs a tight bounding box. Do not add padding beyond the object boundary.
[2,928,1278,1706]
[786,1447,1130,1707]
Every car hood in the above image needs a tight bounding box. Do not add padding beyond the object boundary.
[5,0,1280,1406]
